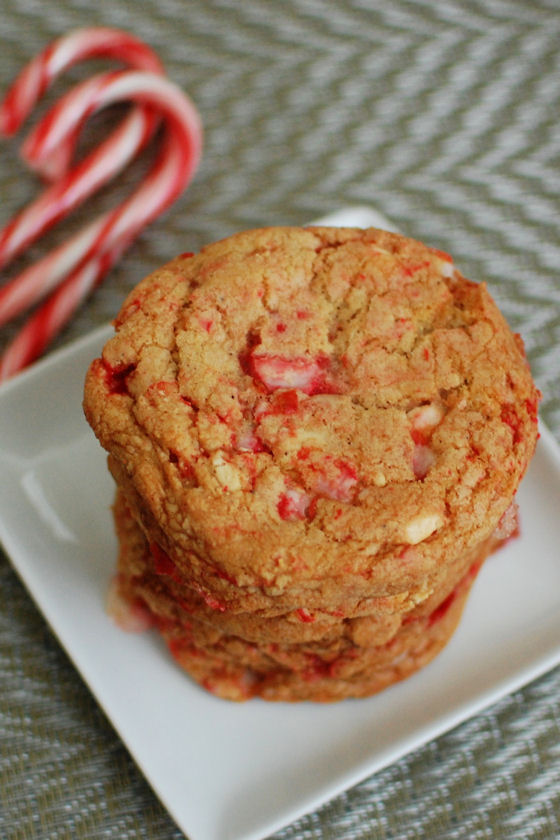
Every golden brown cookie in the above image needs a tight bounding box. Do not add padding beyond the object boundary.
[109,486,516,701]
[85,227,538,609]
[112,487,516,644]
[84,225,539,700]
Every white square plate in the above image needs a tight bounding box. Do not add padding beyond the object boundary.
[1,208,560,840]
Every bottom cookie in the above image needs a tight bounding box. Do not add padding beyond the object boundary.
[108,491,492,702]
[162,566,476,701]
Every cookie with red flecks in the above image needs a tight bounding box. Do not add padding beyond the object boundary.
[84,226,538,615]
[109,487,496,701]
[84,225,539,699]
[110,485,517,648]
[148,571,477,702]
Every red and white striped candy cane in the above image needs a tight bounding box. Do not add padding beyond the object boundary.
[0,28,163,268]
[0,69,201,326]
[0,69,202,382]
[0,26,162,139]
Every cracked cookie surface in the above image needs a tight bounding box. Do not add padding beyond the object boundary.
[84,225,539,619]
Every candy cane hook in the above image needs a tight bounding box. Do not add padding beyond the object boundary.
[0,69,202,382]
[0,28,163,268]
[0,31,202,383]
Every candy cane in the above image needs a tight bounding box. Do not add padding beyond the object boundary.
[0,69,202,382]
[0,27,162,139]
[0,69,201,325]
[0,28,163,268]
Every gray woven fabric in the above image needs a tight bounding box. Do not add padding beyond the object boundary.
[1,0,559,838]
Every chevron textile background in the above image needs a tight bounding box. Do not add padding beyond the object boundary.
[1,0,559,838]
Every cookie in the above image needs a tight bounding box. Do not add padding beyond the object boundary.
[110,488,490,701]
[84,225,539,701]
[108,485,517,702]
[111,487,516,646]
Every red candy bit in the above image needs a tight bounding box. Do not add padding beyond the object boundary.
[402,260,430,277]
[430,248,455,278]
[277,488,312,521]
[525,394,541,423]
[146,379,192,408]
[293,449,358,503]
[314,457,358,502]
[464,560,482,585]
[249,353,336,395]
[169,450,195,480]
[466,441,481,462]
[428,561,481,627]
[239,449,265,490]
[149,541,183,584]
[272,388,300,413]
[427,590,456,626]
[97,357,135,395]
[501,404,523,444]
[430,247,453,263]
[411,427,428,445]
[199,317,213,332]
[296,608,315,623]
[307,496,319,520]
[254,389,300,422]
[167,638,183,660]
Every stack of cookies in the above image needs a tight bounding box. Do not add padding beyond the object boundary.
[83,226,539,701]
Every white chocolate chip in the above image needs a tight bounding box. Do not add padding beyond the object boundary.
[413,444,436,479]
[492,501,519,542]
[372,470,387,487]
[408,402,444,433]
[438,258,455,278]
[446,373,462,388]
[293,427,329,447]
[363,542,380,556]
[408,585,433,607]
[403,512,444,545]
[211,452,243,491]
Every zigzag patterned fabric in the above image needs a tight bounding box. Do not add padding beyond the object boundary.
[0,1,559,838]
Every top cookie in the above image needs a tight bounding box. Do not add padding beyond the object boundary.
[83,226,539,613]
